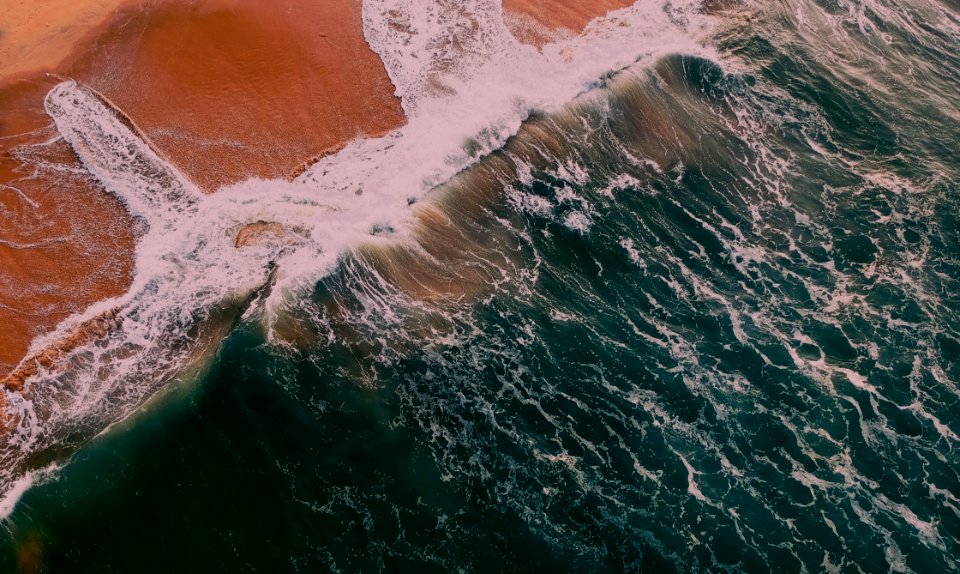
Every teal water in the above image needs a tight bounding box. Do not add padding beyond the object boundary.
[3,0,960,571]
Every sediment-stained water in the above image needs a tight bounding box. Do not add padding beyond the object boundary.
[1,0,959,571]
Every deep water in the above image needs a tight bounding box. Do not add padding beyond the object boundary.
[3,0,960,571]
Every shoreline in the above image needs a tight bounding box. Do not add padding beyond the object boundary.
[0,0,639,398]
[0,0,405,389]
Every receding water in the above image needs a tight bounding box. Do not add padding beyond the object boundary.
[2,0,959,571]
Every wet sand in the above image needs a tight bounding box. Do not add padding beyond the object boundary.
[502,0,638,46]
[62,0,406,191]
[0,0,405,388]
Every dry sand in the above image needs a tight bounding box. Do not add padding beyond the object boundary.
[0,0,404,390]
[0,0,133,79]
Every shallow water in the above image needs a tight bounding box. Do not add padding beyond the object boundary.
[2,0,959,571]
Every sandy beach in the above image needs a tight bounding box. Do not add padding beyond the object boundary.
[0,0,404,388]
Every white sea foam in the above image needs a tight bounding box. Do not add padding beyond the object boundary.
[620,237,644,267]
[562,210,593,234]
[0,463,60,521]
[0,473,35,520]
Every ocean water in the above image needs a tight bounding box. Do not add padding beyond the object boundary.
[2,0,959,571]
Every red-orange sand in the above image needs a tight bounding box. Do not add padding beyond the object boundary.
[502,0,638,47]
[0,0,405,392]
[0,78,137,383]
[64,0,406,191]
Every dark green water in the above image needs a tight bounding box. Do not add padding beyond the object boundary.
[3,0,960,571]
